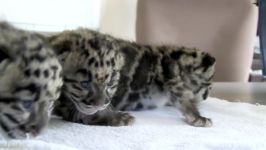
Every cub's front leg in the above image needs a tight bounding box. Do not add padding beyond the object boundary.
[167,80,212,127]
[86,107,135,126]
[56,105,134,126]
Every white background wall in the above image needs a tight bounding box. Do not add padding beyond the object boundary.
[0,0,137,39]
[99,0,137,41]
[0,0,102,32]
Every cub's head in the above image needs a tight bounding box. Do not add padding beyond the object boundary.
[0,22,63,138]
[50,31,123,115]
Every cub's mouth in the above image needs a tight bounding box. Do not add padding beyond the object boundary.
[70,95,110,115]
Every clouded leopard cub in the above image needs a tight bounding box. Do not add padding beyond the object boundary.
[0,22,63,138]
[49,28,215,127]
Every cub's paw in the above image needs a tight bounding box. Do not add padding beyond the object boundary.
[110,112,135,126]
[185,115,212,127]
[7,128,28,139]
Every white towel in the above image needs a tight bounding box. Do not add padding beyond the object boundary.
[0,97,266,150]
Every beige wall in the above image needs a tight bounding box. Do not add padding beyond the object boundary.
[99,0,137,41]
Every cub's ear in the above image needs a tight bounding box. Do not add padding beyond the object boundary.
[202,54,216,68]
[0,22,17,61]
[0,45,11,63]
[48,34,73,56]
[0,21,14,31]
[48,31,82,56]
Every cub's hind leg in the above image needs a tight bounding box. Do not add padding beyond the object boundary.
[167,81,212,127]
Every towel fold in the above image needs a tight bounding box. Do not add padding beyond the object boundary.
[0,97,266,150]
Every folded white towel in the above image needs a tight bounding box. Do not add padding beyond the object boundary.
[0,97,266,150]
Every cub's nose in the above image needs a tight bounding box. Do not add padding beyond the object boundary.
[98,77,105,83]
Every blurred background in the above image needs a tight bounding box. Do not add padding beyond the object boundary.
[0,0,137,40]
[0,0,263,82]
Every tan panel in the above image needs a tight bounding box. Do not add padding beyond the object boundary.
[136,0,258,82]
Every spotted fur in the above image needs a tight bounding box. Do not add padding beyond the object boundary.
[0,22,63,138]
[49,28,215,127]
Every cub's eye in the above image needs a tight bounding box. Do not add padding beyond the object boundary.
[80,81,92,90]
[22,100,34,111]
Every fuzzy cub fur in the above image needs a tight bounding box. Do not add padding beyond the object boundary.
[49,28,215,127]
[0,22,63,138]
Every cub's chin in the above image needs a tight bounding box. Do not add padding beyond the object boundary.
[74,101,110,115]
